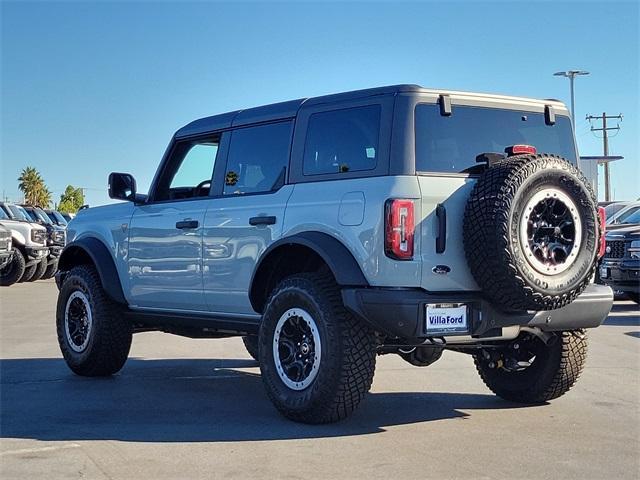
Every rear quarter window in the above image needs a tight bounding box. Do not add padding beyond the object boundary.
[415,104,577,174]
[303,105,380,175]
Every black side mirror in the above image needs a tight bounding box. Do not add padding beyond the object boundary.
[108,172,137,202]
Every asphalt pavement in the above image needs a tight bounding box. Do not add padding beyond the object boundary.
[1,280,639,480]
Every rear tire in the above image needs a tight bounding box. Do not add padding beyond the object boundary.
[56,264,132,376]
[259,272,377,424]
[0,251,26,286]
[474,330,588,403]
[30,258,47,281]
[242,335,259,361]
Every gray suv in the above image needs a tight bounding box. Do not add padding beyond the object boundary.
[55,85,612,423]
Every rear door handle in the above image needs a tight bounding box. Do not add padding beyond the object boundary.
[249,216,276,226]
[176,220,199,229]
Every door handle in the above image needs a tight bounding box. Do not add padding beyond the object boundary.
[176,220,199,229]
[435,204,446,254]
[249,216,276,226]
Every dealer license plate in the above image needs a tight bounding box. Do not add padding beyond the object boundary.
[425,303,469,335]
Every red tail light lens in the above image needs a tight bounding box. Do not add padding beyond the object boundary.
[385,199,415,260]
[597,206,606,258]
[505,144,537,156]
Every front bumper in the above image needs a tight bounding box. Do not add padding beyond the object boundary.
[48,245,63,260]
[24,246,49,266]
[342,284,613,340]
[599,259,640,294]
[0,250,12,268]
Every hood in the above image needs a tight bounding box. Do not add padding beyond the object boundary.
[606,225,640,239]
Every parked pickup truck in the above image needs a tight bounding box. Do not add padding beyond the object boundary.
[0,202,48,286]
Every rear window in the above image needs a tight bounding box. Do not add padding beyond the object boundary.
[415,104,577,174]
[303,105,380,175]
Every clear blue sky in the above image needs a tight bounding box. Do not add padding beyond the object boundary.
[2,1,638,206]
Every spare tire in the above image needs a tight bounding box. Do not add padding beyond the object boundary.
[463,153,599,312]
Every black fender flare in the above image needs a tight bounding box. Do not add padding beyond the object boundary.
[249,231,369,312]
[57,237,127,304]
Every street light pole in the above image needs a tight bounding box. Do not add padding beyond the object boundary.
[554,70,590,129]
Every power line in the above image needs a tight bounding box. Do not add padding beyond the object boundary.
[586,112,623,202]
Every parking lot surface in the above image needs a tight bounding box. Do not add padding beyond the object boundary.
[1,280,639,480]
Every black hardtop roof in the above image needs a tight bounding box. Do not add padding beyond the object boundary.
[175,84,422,138]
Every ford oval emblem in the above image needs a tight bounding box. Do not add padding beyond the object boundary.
[432,265,451,275]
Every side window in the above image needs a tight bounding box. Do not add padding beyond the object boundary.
[154,137,219,201]
[303,105,380,176]
[223,121,292,196]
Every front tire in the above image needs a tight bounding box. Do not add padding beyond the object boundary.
[474,330,588,403]
[30,258,48,281]
[19,262,37,283]
[42,259,59,280]
[0,251,26,286]
[56,265,132,376]
[259,273,377,424]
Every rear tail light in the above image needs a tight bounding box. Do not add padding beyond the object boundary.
[505,144,537,156]
[597,207,606,258]
[385,199,414,260]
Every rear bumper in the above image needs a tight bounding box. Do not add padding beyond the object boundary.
[342,284,613,340]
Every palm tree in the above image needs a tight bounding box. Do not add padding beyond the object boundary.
[17,167,51,207]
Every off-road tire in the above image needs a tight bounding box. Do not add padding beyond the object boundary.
[0,251,26,286]
[259,272,377,424]
[42,259,58,280]
[29,258,47,281]
[19,263,38,283]
[242,335,260,362]
[56,265,132,376]
[464,154,599,311]
[474,330,588,403]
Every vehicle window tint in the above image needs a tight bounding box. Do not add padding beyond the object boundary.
[223,121,292,195]
[303,105,380,175]
[415,104,577,173]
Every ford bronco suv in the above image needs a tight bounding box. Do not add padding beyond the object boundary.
[0,202,49,286]
[55,85,613,423]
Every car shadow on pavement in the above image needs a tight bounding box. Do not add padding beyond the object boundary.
[603,302,640,326]
[0,357,530,443]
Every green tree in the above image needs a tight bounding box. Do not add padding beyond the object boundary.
[58,185,85,214]
[17,166,52,207]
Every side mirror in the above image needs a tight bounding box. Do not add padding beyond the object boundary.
[108,172,137,202]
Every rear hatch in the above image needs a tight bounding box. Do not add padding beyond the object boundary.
[415,102,578,292]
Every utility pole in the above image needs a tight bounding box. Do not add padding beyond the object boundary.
[586,112,623,201]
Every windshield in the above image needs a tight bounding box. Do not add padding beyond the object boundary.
[415,105,577,173]
[33,207,53,225]
[604,203,627,220]
[619,209,640,225]
[7,205,30,221]
[47,211,68,225]
[609,205,640,225]
[0,208,8,220]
